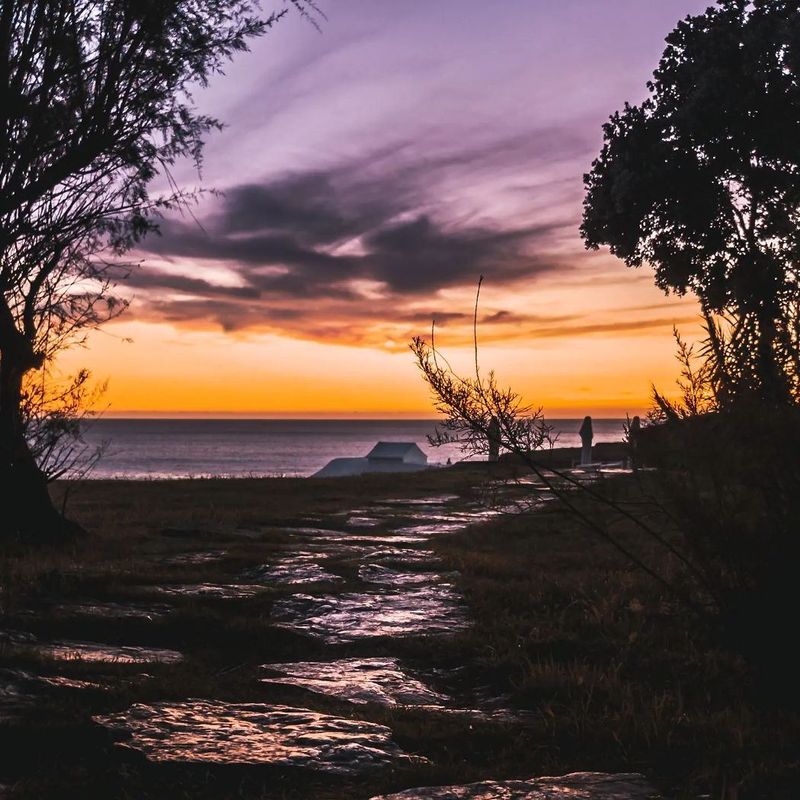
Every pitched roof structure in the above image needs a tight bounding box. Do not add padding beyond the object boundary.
[366,442,427,462]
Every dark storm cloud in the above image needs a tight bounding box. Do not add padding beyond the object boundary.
[127,129,590,342]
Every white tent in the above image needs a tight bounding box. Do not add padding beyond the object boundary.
[313,442,428,478]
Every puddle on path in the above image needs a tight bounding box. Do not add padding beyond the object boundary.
[261,657,450,707]
[95,701,422,773]
[54,601,172,621]
[245,554,343,586]
[271,587,468,643]
[152,582,268,600]
[359,564,454,588]
[370,771,659,799]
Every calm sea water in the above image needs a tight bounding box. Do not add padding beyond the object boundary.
[77,418,626,479]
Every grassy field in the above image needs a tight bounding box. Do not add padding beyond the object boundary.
[0,460,798,799]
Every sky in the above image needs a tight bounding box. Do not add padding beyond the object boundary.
[59,0,713,418]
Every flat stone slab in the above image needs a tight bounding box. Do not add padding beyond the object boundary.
[381,495,460,505]
[292,540,438,565]
[95,701,422,773]
[245,554,343,586]
[359,564,455,587]
[1,669,37,720]
[36,639,183,665]
[1,632,182,664]
[346,516,383,527]
[393,522,474,537]
[370,771,660,799]
[151,583,268,599]
[271,587,469,643]
[307,532,432,546]
[162,550,227,566]
[261,657,450,707]
[243,552,344,586]
[54,601,172,621]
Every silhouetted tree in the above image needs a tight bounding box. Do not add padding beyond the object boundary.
[0,0,312,542]
[413,301,800,698]
[581,0,800,405]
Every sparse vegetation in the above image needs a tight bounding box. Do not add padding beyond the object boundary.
[0,465,797,798]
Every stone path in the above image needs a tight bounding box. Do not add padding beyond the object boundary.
[370,772,658,799]
[2,481,659,797]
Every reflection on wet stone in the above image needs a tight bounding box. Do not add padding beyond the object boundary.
[369,771,660,799]
[290,540,438,565]
[346,516,383,527]
[381,496,460,505]
[162,550,226,566]
[245,554,343,586]
[1,631,182,664]
[0,669,37,720]
[95,701,422,773]
[368,547,439,565]
[359,564,455,587]
[393,522,470,537]
[54,601,172,621]
[261,657,450,707]
[153,583,268,599]
[38,639,183,664]
[271,587,468,643]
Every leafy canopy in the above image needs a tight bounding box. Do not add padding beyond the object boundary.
[581,0,800,314]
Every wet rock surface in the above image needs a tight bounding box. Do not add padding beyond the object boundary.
[359,564,454,587]
[0,668,110,714]
[95,701,422,773]
[1,631,182,664]
[261,657,451,707]
[35,639,184,665]
[244,554,343,585]
[369,772,660,799]
[271,585,469,643]
[152,582,268,599]
[162,550,227,566]
[0,669,37,720]
[53,601,173,621]
[3,480,666,796]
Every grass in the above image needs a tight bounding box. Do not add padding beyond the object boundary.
[0,460,798,798]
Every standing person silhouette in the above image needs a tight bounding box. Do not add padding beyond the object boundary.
[487,416,501,463]
[579,416,593,465]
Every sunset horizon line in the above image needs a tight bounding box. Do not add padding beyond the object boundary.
[100,409,639,420]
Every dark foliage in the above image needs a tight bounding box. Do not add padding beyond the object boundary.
[581,0,800,404]
[0,0,311,541]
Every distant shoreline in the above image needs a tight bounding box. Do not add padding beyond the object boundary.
[59,441,629,483]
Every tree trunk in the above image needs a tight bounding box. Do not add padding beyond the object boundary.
[0,350,81,543]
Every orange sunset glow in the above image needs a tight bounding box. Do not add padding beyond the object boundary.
[58,259,701,418]
[55,1,710,420]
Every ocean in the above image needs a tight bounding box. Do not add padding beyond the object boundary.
[77,418,627,479]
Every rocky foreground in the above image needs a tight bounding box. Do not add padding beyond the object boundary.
[1,463,794,797]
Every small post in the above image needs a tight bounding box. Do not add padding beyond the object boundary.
[579,415,593,465]
[487,416,501,463]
